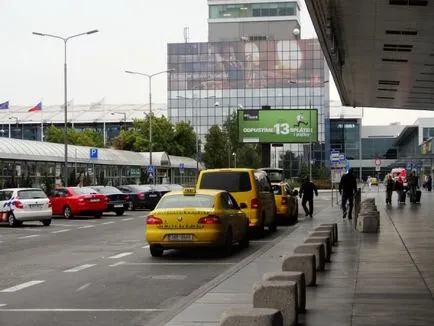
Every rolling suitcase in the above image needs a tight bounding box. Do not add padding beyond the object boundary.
[415,190,421,203]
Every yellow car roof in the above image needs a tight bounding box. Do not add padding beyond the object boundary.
[201,168,255,173]
[164,188,224,197]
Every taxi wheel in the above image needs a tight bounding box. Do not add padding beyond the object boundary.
[41,219,52,226]
[220,229,233,256]
[115,209,125,216]
[239,225,250,249]
[150,245,164,257]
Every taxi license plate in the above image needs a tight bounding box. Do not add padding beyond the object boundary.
[114,204,123,208]
[90,199,100,202]
[168,234,193,241]
[149,194,157,198]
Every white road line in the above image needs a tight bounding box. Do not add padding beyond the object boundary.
[1,281,45,293]
[54,224,78,227]
[51,229,70,234]
[117,262,235,266]
[150,275,187,280]
[76,283,91,292]
[121,218,134,221]
[17,235,41,240]
[63,264,96,273]
[78,225,95,229]
[108,252,133,259]
[101,221,115,225]
[142,245,150,249]
[109,261,125,267]
[0,304,6,307]
[0,308,166,312]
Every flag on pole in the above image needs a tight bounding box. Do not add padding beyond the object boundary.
[28,102,42,112]
[0,101,9,110]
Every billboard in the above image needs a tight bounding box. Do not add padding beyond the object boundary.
[421,138,432,155]
[168,39,325,91]
[238,109,318,144]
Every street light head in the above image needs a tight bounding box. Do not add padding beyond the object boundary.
[125,70,134,74]
[214,101,220,107]
[32,32,45,36]
[87,29,99,35]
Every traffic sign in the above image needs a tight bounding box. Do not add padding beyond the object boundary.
[330,150,340,163]
[90,148,98,160]
[375,158,382,166]
[147,165,155,177]
[406,162,413,170]
[179,163,184,174]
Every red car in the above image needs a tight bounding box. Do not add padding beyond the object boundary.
[50,187,107,219]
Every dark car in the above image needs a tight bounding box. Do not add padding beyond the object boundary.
[90,186,129,216]
[141,184,184,208]
[116,185,157,210]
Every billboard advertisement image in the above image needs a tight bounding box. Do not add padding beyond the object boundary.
[238,109,318,144]
[168,39,325,91]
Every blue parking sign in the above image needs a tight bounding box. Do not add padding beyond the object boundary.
[90,148,98,160]
[179,163,184,174]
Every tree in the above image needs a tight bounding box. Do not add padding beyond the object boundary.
[44,125,104,148]
[172,121,197,157]
[202,125,227,168]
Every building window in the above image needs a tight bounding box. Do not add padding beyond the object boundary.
[209,2,296,19]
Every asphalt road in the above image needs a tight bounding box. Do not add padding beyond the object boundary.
[0,202,314,326]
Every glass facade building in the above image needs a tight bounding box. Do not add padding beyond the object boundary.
[167,39,330,170]
[209,2,298,19]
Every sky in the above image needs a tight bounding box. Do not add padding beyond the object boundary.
[1,0,434,126]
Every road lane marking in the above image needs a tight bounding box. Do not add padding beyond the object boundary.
[76,283,91,291]
[78,225,95,229]
[150,275,187,280]
[117,262,235,266]
[101,221,115,225]
[63,264,96,273]
[0,308,166,312]
[121,218,134,221]
[0,304,6,307]
[17,235,41,239]
[51,229,70,234]
[142,245,150,249]
[1,281,45,293]
[108,252,133,259]
[54,224,79,227]
[109,261,125,267]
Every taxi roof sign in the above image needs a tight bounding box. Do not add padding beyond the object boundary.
[183,187,196,196]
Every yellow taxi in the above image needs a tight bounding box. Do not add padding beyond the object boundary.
[271,182,299,225]
[145,188,250,257]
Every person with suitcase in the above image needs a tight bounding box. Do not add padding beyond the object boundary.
[408,171,419,203]
[385,174,394,205]
[395,176,405,204]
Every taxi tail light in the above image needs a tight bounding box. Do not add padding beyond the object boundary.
[281,197,288,205]
[14,201,24,209]
[198,215,221,224]
[251,198,259,209]
[147,215,163,225]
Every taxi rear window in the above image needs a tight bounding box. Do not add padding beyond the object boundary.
[18,189,47,199]
[199,172,251,192]
[272,185,282,195]
[157,195,214,208]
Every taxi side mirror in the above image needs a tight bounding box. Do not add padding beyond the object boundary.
[239,202,248,209]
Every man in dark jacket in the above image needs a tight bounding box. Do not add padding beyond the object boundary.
[339,168,357,219]
[299,176,318,218]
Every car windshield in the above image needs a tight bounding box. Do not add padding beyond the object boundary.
[152,185,170,192]
[157,194,215,209]
[17,189,47,199]
[271,184,282,195]
[130,185,152,192]
[71,187,98,195]
[199,172,252,192]
[94,186,122,194]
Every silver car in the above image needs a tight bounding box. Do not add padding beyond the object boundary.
[0,188,52,227]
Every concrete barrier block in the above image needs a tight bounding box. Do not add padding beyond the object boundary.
[305,236,331,262]
[294,243,325,271]
[253,280,298,326]
[356,213,380,233]
[319,223,338,243]
[263,271,306,313]
[311,230,333,243]
[282,254,316,286]
[220,307,283,326]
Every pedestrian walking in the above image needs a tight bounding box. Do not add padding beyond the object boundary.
[408,170,419,203]
[395,176,405,204]
[339,168,357,219]
[385,174,395,205]
[427,175,432,192]
[299,176,318,218]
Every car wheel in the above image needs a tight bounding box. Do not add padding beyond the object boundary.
[41,219,52,226]
[63,206,73,219]
[268,209,278,232]
[94,213,102,219]
[220,228,233,257]
[128,202,135,211]
[115,209,125,216]
[149,245,164,257]
[8,213,19,227]
[239,224,250,249]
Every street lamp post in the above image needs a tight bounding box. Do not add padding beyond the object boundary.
[33,29,99,185]
[125,69,173,173]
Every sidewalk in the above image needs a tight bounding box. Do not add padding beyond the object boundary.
[161,190,434,326]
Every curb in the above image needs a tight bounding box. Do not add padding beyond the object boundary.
[148,224,300,326]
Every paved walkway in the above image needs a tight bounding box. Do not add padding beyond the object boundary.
[160,190,434,326]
